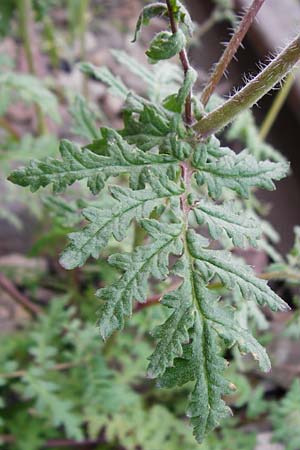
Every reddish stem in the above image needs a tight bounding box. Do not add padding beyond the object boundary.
[201,0,266,106]
[134,280,182,312]
[166,0,193,125]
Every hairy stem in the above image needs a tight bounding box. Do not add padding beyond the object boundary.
[18,0,47,135]
[201,0,266,107]
[194,35,300,137]
[166,0,193,125]
[259,71,295,140]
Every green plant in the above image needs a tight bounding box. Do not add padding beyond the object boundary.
[7,0,300,444]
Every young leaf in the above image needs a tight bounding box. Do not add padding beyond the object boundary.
[163,67,197,113]
[121,103,171,151]
[146,30,186,63]
[176,0,194,36]
[132,2,168,42]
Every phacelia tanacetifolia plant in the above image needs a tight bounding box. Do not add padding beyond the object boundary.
[9,0,300,443]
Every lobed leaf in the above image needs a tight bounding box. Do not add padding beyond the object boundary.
[187,230,289,311]
[193,200,260,247]
[60,175,183,269]
[8,129,178,194]
[147,280,194,378]
[157,260,270,442]
[121,103,170,151]
[97,220,183,340]
[193,150,289,199]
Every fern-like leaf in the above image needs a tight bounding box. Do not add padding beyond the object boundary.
[60,175,183,269]
[193,150,289,199]
[97,219,182,340]
[8,129,177,194]
[187,230,288,311]
[147,280,194,378]
[193,200,260,248]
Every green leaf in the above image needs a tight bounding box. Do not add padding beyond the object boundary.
[146,30,186,63]
[60,175,183,269]
[163,67,197,113]
[132,2,168,42]
[193,149,289,199]
[121,103,171,151]
[176,1,194,36]
[193,200,260,247]
[97,220,183,340]
[187,229,289,311]
[168,0,194,37]
[70,94,102,141]
[187,316,232,443]
[159,315,232,442]
[190,278,271,371]
[192,135,233,167]
[8,129,178,194]
[147,280,194,378]
[157,263,270,442]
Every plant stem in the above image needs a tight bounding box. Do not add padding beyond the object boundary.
[134,280,181,312]
[201,0,266,107]
[194,35,300,138]
[0,272,41,317]
[18,0,47,135]
[259,71,295,140]
[166,0,193,125]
